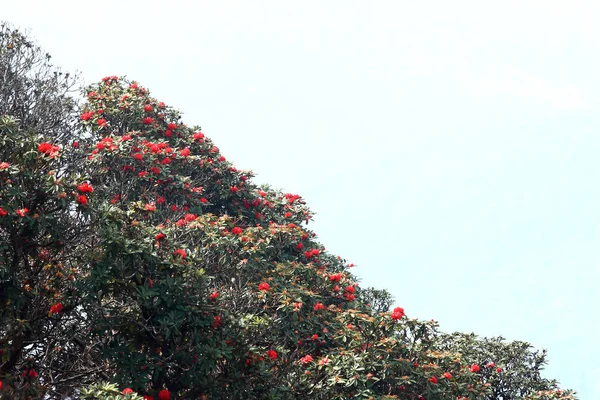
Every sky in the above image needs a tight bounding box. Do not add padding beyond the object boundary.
[4,1,599,397]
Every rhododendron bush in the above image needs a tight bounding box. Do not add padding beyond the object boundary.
[0,23,577,399]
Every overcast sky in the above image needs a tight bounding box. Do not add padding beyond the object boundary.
[4,1,599,397]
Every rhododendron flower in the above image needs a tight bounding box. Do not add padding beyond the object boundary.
[155,233,165,241]
[167,123,177,130]
[179,147,191,157]
[80,111,93,121]
[0,207,7,217]
[213,315,222,328]
[296,242,304,250]
[77,182,94,193]
[284,212,292,218]
[49,303,63,315]
[150,167,161,175]
[138,171,148,177]
[158,390,171,400]
[496,367,502,373]
[443,372,452,379]
[232,226,243,235]
[123,388,134,394]
[485,362,495,368]
[161,157,171,165]
[218,156,226,162]
[300,355,313,364]
[77,195,88,206]
[329,273,341,282]
[143,117,153,125]
[470,363,481,373]
[230,186,239,193]
[391,307,405,320]
[143,396,154,400]
[0,161,9,170]
[267,349,278,360]
[97,118,107,127]
[210,291,220,301]
[200,197,208,204]
[258,282,270,291]
[15,208,28,217]
[38,142,60,157]
[145,203,156,212]
[27,369,38,378]
[144,104,153,112]
[164,130,173,137]
[429,376,438,384]
[174,249,187,258]
[319,356,331,366]
[313,302,326,311]
[134,153,143,161]
[193,131,205,140]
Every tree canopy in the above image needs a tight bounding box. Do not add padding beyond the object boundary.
[0,23,576,400]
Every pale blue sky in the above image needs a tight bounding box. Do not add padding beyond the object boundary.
[5,1,599,397]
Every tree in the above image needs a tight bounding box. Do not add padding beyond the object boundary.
[0,23,577,400]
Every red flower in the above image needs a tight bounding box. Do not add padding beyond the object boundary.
[485,362,495,368]
[213,315,222,328]
[267,349,278,360]
[258,282,270,291]
[470,363,481,373]
[80,111,93,121]
[138,171,148,177]
[300,355,313,364]
[15,208,28,217]
[161,157,171,165]
[218,156,226,162]
[391,307,405,320]
[97,118,107,127]
[345,285,355,294]
[179,147,191,157]
[77,182,94,193]
[174,249,187,259]
[122,388,134,394]
[150,167,161,175]
[164,130,173,137]
[144,104,153,112]
[155,233,165,241]
[193,131,204,140]
[143,117,153,125]
[158,390,171,400]
[443,372,452,379]
[230,186,239,193]
[496,367,502,373]
[134,153,143,161]
[209,291,220,301]
[145,203,156,212]
[38,142,58,156]
[284,212,292,218]
[27,369,38,378]
[49,303,63,315]
[200,197,208,204]
[313,302,326,311]
[167,123,177,130]
[143,396,154,400]
[429,376,438,384]
[329,273,342,282]
[77,195,88,206]
[232,226,243,235]
[0,207,7,217]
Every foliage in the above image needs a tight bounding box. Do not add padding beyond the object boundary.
[0,23,577,400]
